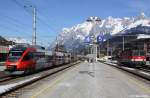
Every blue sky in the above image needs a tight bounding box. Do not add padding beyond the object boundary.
[0,0,150,46]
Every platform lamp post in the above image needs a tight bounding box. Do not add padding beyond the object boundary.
[86,17,101,62]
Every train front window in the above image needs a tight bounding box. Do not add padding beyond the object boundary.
[9,51,23,57]
[132,51,139,56]
[8,56,20,62]
[132,50,145,56]
[8,51,24,62]
[139,51,145,56]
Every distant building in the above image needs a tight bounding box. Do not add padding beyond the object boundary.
[0,36,15,46]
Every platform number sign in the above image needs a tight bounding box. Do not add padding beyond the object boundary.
[84,36,91,44]
[97,35,103,43]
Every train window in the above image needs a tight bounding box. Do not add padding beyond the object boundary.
[140,51,145,56]
[9,51,23,57]
[132,51,139,56]
[132,50,145,56]
[8,51,23,62]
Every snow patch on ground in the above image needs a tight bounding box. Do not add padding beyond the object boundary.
[139,71,150,76]
[0,76,40,94]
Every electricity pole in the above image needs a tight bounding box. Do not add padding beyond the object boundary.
[32,7,36,46]
[107,39,109,56]
[123,36,125,51]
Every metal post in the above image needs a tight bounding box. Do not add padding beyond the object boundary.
[90,45,92,54]
[107,39,109,56]
[32,7,36,45]
[123,36,124,51]
[99,45,101,58]
[95,43,97,62]
[111,48,113,56]
[88,46,90,54]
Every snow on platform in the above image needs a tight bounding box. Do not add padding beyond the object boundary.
[0,76,40,95]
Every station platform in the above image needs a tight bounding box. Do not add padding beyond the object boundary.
[20,62,150,98]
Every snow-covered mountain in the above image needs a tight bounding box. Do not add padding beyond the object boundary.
[6,37,31,44]
[56,13,150,51]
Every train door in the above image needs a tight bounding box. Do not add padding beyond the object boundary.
[34,52,46,70]
[21,52,35,70]
[146,52,150,67]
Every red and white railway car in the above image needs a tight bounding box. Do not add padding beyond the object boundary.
[118,50,146,68]
[64,52,71,64]
[52,52,64,66]
[5,44,53,74]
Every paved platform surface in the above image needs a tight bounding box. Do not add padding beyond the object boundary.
[20,62,150,98]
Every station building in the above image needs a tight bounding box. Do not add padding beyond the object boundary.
[0,36,15,64]
[99,26,150,57]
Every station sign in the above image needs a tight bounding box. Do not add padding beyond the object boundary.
[97,35,103,43]
[84,36,91,44]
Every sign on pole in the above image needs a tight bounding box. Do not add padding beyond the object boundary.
[97,35,103,43]
[84,36,91,44]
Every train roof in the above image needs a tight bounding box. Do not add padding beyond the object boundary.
[12,43,45,50]
[55,52,64,56]
[45,51,53,55]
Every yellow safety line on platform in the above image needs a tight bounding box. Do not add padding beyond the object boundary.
[30,64,80,98]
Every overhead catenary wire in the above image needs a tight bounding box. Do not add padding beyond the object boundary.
[0,14,31,27]
[0,17,32,41]
[0,1,33,40]
[6,0,58,46]
[0,23,30,37]
[12,0,58,34]
[23,0,60,33]
[0,15,31,35]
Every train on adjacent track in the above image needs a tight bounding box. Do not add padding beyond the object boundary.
[117,49,149,68]
[5,44,78,74]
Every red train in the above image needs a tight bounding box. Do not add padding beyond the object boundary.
[5,44,74,74]
[117,50,146,68]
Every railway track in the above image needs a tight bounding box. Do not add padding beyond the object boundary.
[0,61,80,97]
[0,77,16,83]
[0,72,15,83]
[139,68,150,73]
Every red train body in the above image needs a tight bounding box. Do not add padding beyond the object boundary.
[117,50,146,68]
[5,44,73,74]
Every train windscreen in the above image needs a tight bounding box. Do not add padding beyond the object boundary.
[8,51,24,62]
[132,50,145,56]
[139,51,145,56]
